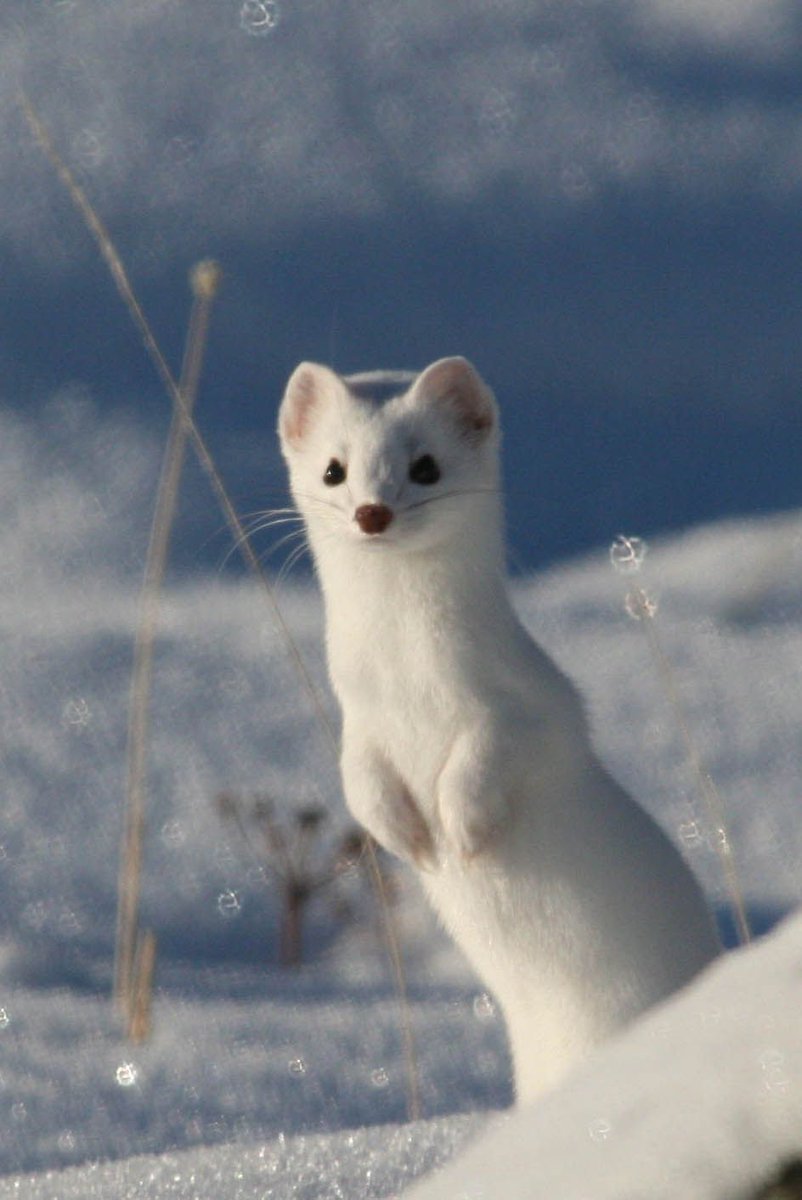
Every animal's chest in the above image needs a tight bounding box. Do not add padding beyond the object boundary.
[331,622,463,790]
[330,597,459,706]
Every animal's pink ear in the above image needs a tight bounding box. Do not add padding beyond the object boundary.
[413,357,496,443]
[278,362,339,452]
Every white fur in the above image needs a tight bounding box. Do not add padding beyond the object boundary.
[278,356,720,1103]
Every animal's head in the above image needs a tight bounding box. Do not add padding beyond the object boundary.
[278,356,501,558]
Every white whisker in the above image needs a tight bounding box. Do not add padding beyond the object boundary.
[275,538,313,587]
[261,527,308,567]
[219,508,306,569]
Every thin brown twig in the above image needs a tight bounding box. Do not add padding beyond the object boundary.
[114,261,222,1019]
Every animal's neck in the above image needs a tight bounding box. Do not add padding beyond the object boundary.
[316,510,510,643]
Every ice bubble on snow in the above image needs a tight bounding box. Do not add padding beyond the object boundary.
[624,586,658,620]
[216,890,241,918]
[0,1007,9,1029]
[472,993,496,1022]
[679,820,704,849]
[61,698,91,730]
[588,1118,613,1143]
[610,534,648,575]
[160,820,186,848]
[240,0,280,36]
[115,1063,138,1088]
[760,1049,790,1095]
[71,129,105,169]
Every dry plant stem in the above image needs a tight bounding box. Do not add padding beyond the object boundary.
[129,930,158,1045]
[640,612,752,947]
[19,92,422,1116]
[114,266,220,1020]
[280,883,305,968]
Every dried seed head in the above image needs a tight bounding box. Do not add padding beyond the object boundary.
[190,259,222,300]
[296,806,327,833]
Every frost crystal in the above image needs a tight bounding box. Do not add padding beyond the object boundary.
[217,889,241,917]
[473,993,496,1021]
[588,1117,612,1142]
[240,0,280,36]
[62,697,91,729]
[609,534,647,575]
[679,820,704,849]
[760,1049,789,1095]
[624,587,658,621]
[72,129,104,169]
[115,1063,138,1088]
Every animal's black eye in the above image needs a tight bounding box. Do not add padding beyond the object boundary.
[409,454,441,486]
[323,458,347,486]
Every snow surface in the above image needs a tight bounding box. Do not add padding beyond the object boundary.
[0,1117,481,1200]
[1,397,801,1195]
[409,908,802,1200]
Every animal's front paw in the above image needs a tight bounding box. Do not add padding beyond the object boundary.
[436,724,513,863]
[371,793,437,871]
[342,745,437,870]
[439,792,509,862]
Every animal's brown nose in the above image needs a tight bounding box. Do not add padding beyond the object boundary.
[355,504,394,535]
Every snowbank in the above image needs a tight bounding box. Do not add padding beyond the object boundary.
[408,908,802,1199]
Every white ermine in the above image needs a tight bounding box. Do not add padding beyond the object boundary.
[278,356,720,1103]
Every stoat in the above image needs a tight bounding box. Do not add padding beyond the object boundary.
[278,355,720,1103]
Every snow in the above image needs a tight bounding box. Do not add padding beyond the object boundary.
[6,0,802,259]
[409,910,802,1199]
[1,1118,481,1200]
[1,394,801,1196]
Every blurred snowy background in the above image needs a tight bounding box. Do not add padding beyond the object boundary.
[3,0,802,568]
[2,1,802,1195]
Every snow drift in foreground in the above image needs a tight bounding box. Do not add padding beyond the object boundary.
[409,908,802,1200]
[0,1116,482,1200]
[5,911,802,1199]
